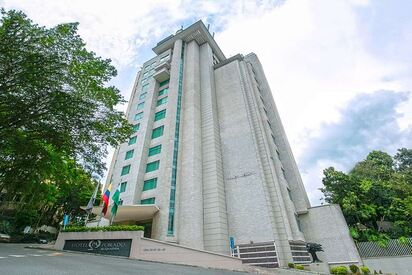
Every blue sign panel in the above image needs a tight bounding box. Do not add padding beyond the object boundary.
[229,236,235,250]
[63,215,69,226]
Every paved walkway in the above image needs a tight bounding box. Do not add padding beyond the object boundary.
[0,243,246,275]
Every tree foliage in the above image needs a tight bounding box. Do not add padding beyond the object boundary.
[321,148,412,243]
[0,9,132,228]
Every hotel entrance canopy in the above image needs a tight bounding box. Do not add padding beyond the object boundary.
[87,205,159,223]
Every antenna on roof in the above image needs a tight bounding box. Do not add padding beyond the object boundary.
[212,32,215,38]
[207,24,210,31]
[180,25,183,30]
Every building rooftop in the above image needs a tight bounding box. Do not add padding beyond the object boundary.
[152,20,226,61]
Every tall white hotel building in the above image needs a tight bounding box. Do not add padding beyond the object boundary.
[104,21,361,268]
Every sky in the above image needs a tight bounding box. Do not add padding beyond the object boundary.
[2,0,411,205]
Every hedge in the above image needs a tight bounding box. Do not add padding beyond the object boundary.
[61,225,144,232]
[360,266,370,274]
[295,264,305,270]
[330,266,348,275]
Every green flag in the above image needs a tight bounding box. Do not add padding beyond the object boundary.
[111,185,121,217]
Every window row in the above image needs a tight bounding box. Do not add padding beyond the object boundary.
[116,177,158,194]
[120,159,160,176]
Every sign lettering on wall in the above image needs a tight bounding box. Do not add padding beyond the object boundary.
[63,239,132,257]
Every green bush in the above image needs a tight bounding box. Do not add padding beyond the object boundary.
[331,266,349,275]
[0,220,12,234]
[295,264,305,270]
[288,263,295,268]
[350,265,360,273]
[61,225,144,232]
[360,266,370,274]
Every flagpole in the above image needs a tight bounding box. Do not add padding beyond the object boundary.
[99,182,112,227]
[85,181,100,225]
[109,182,121,226]
[110,211,115,225]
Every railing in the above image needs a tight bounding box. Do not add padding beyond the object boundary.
[356,238,412,258]
[233,241,279,268]
[289,240,312,264]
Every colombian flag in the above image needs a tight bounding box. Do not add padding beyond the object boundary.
[102,183,112,216]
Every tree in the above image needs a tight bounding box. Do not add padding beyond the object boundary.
[0,10,132,227]
[321,149,412,244]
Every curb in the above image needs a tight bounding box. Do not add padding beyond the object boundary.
[24,245,248,273]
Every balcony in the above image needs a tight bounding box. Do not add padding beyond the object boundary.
[153,61,170,83]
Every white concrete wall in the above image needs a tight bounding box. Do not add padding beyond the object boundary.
[178,40,204,249]
[243,54,310,215]
[237,58,294,266]
[151,39,183,241]
[244,55,306,242]
[363,256,412,275]
[137,237,244,271]
[55,231,244,271]
[200,43,230,255]
[299,204,362,264]
[214,59,275,244]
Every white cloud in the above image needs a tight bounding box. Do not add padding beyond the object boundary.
[299,90,412,203]
[2,0,411,202]
[214,0,412,204]
[1,0,216,68]
[215,0,406,147]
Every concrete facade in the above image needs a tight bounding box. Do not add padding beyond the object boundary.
[55,231,244,271]
[299,204,362,265]
[363,256,412,275]
[104,20,360,268]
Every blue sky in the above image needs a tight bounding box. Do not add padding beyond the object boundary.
[2,0,411,204]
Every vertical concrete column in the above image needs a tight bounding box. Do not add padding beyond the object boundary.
[245,54,310,214]
[152,39,183,241]
[200,43,230,254]
[238,60,293,266]
[177,40,204,249]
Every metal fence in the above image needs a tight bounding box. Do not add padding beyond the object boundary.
[356,238,412,258]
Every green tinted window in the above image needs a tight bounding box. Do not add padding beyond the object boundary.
[132,123,140,132]
[120,182,127,192]
[125,149,134,160]
[151,126,164,139]
[142,83,149,92]
[128,136,137,145]
[156,97,168,106]
[160,54,169,62]
[146,160,160,172]
[137,102,145,110]
[148,145,162,157]
[154,109,166,121]
[134,112,143,121]
[158,88,168,96]
[141,197,155,205]
[143,178,157,191]
[159,79,169,87]
[121,165,131,176]
[139,92,147,100]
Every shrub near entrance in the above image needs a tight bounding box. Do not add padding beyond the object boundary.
[330,266,349,274]
[62,225,144,232]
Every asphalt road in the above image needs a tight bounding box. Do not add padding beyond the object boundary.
[0,243,246,275]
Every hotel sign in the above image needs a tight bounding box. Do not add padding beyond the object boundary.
[63,239,132,257]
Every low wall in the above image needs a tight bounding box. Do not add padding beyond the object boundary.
[55,231,244,271]
[363,256,412,275]
[299,204,362,266]
[357,238,412,275]
[135,237,244,270]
